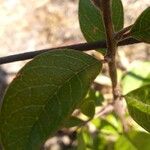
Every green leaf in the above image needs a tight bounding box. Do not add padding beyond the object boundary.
[131,7,150,43]
[121,61,150,95]
[93,134,107,150]
[125,84,150,133]
[77,128,93,150]
[79,88,104,118]
[115,131,150,150]
[79,0,124,53]
[80,99,95,118]
[100,115,121,135]
[111,0,124,31]
[0,49,102,150]
[88,89,104,106]
[77,131,86,150]
[63,116,85,128]
[92,114,122,134]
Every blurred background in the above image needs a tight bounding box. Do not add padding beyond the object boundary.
[0,0,149,77]
[0,0,150,150]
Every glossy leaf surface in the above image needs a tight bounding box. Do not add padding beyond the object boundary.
[125,85,150,133]
[131,7,150,43]
[79,0,124,53]
[0,49,102,150]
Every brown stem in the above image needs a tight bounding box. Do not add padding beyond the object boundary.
[101,0,117,57]
[101,0,118,100]
[100,0,129,131]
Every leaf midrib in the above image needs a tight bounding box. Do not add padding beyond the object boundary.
[27,60,100,147]
[126,96,150,115]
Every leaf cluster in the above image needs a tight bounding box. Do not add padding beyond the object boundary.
[0,0,150,149]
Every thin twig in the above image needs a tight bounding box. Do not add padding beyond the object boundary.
[0,38,140,65]
[96,103,114,117]
[114,25,133,40]
[121,31,132,40]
